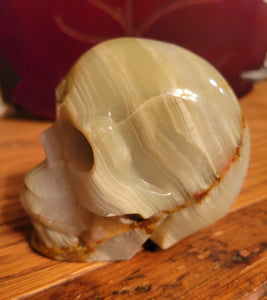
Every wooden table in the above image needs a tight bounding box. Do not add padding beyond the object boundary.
[0,81,267,300]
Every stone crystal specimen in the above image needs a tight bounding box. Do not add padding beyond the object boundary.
[21,38,250,261]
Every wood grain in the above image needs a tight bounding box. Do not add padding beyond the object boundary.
[0,81,266,300]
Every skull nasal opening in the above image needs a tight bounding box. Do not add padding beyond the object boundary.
[60,120,94,172]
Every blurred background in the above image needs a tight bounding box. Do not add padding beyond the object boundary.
[0,0,267,119]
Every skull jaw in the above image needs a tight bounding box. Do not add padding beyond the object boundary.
[30,219,151,262]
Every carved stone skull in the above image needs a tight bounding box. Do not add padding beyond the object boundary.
[21,38,250,261]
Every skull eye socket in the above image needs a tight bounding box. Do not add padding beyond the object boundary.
[60,120,94,172]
